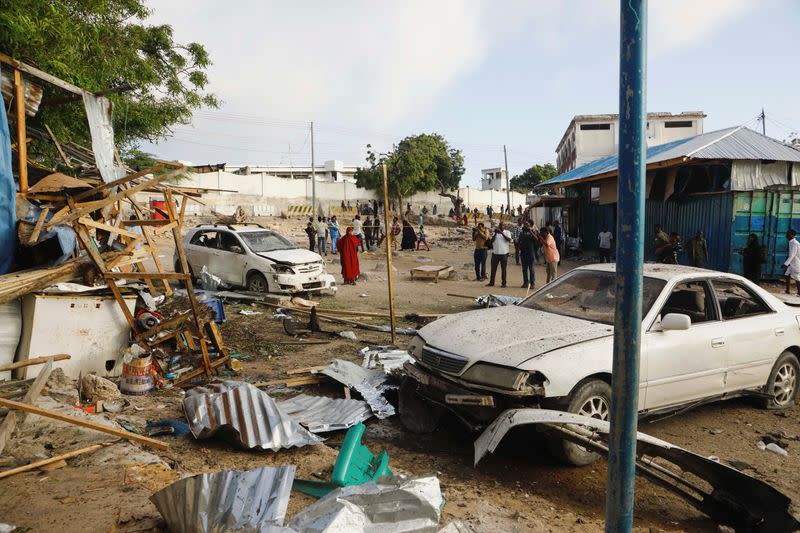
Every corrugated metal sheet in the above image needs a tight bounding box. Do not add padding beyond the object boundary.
[150,465,295,533]
[276,394,372,433]
[360,346,414,373]
[547,127,800,186]
[730,161,789,190]
[183,380,323,451]
[321,360,398,419]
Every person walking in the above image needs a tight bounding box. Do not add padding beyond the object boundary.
[741,233,763,285]
[511,221,523,265]
[687,230,708,268]
[352,215,365,252]
[391,216,402,250]
[553,220,564,261]
[337,227,361,285]
[416,225,430,251]
[328,216,341,254]
[518,222,537,288]
[363,215,374,251]
[784,229,800,295]
[374,216,384,247]
[305,219,316,252]
[538,227,560,284]
[316,216,328,256]
[401,219,417,251]
[487,222,512,288]
[598,225,613,263]
[472,222,490,281]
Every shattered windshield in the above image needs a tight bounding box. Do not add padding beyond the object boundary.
[519,270,666,325]
[240,231,296,253]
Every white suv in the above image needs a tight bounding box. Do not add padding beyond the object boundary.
[177,224,336,294]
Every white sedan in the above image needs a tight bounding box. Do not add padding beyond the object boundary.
[401,264,800,465]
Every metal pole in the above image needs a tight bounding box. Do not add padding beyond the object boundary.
[382,164,397,344]
[606,1,647,531]
[503,145,511,215]
[311,121,316,215]
[761,108,766,135]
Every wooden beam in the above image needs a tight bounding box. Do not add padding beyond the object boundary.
[103,272,187,281]
[0,397,168,450]
[77,217,140,239]
[0,441,119,480]
[13,69,28,193]
[28,207,49,244]
[0,52,87,95]
[0,361,53,455]
[0,354,70,373]
[106,279,140,336]
[44,124,72,166]
[120,219,171,227]
[71,165,165,202]
[253,375,328,387]
[133,313,192,343]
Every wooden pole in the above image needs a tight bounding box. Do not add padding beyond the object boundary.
[0,354,70,373]
[13,68,27,193]
[382,164,397,344]
[0,441,119,480]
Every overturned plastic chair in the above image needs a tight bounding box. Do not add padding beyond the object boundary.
[293,422,392,498]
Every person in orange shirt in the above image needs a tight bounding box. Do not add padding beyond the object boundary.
[537,227,561,284]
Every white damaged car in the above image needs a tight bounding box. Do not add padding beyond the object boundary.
[400,264,800,464]
[178,224,336,294]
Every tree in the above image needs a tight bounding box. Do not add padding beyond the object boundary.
[510,163,558,192]
[0,1,217,169]
[353,133,466,217]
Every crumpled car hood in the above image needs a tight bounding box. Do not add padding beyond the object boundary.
[418,305,613,369]
[257,248,321,265]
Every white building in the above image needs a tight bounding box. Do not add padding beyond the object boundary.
[555,111,706,174]
[218,160,359,182]
[480,167,507,191]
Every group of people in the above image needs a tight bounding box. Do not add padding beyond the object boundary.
[306,215,390,256]
[472,220,560,289]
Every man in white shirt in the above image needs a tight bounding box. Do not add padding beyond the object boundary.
[487,222,512,288]
[597,225,613,263]
[784,229,800,295]
[316,216,329,256]
[351,215,365,252]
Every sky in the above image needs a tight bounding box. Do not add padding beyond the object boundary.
[141,0,800,187]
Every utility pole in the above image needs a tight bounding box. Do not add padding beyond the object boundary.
[503,145,511,214]
[310,121,316,215]
[760,108,766,135]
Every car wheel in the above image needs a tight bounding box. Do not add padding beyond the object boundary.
[398,377,444,434]
[763,351,799,409]
[246,272,269,293]
[547,379,611,466]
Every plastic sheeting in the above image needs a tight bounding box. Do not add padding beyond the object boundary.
[730,160,789,191]
[321,360,398,419]
[183,380,323,451]
[150,465,296,533]
[0,65,15,274]
[286,475,443,532]
[277,394,372,433]
[82,93,125,183]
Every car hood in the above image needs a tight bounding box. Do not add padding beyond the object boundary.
[418,305,613,369]
[256,248,321,265]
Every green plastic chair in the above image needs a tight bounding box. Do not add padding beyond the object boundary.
[293,422,392,498]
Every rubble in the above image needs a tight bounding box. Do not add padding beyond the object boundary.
[321,359,398,419]
[79,374,121,403]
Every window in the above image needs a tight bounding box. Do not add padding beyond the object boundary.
[661,281,715,324]
[218,231,243,253]
[580,123,611,131]
[239,231,296,253]
[190,230,219,248]
[712,280,769,319]
[664,120,693,128]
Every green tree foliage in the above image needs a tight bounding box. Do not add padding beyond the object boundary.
[354,133,465,215]
[510,163,558,192]
[0,0,217,168]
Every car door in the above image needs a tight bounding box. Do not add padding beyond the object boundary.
[186,230,218,274]
[710,279,779,393]
[216,231,249,286]
[644,279,728,409]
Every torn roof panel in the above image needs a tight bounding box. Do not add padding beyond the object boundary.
[277,394,372,433]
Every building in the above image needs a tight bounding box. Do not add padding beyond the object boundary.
[543,126,800,277]
[480,167,507,191]
[191,160,359,182]
[555,111,706,175]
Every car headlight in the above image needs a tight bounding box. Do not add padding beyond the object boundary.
[408,335,424,360]
[461,364,529,390]
[273,264,294,274]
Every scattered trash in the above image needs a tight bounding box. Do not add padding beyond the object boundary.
[277,394,372,433]
[359,293,369,298]
[238,309,261,316]
[709,428,724,435]
[321,359,398,419]
[288,475,443,532]
[373,324,417,336]
[80,373,121,403]
[339,331,358,340]
[475,294,523,307]
[765,442,789,457]
[97,397,128,413]
[273,311,290,320]
[360,346,414,374]
[294,422,391,498]
[151,465,295,532]
[183,380,323,451]
[146,419,192,438]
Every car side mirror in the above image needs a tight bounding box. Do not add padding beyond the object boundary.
[230,245,244,254]
[661,313,691,331]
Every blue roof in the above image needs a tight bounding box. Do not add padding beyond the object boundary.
[544,126,800,187]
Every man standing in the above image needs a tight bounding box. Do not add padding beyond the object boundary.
[553,221,564,262]
[518,222,537,288]
[487,205,493,220]
[472,222,490,281]
[352,215,365,252]
[305,219,316,252]
[487,222,512,288]
[363,215,374,251]
[510,221,523,265]
[337,227,360,285]
[316,216,329,256]
[653,224,670,261]
[432,204,438,216]
[597,225,613,263]
[784,229,800,295]
[538,227,560,284]
[328,216,341,254]
[687,230,708,268]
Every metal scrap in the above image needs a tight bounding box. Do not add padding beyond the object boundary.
[475,294,522,307]
[150,465,295,533]
[286,475,443,532]
[360,346,414,374]
[183,380,323,451]
[277,394,372,433]
[321,360,397,419]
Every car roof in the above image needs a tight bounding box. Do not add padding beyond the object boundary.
[575,262,748,282]
[192,224,269,233]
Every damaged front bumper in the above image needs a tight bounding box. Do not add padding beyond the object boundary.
[273,272,337,294]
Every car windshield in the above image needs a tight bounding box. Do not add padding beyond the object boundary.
[239,231,296,252]
[519,270,666,325]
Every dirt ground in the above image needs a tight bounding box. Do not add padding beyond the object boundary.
[1,215,798,532]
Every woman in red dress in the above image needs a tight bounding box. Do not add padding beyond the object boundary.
[336,226,361,284]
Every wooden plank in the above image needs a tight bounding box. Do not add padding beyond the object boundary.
[0,361,53,455]
[133,313,191,343]
[71,165,165,202]
[0,398,168,450]
[28,207,49,244]
[0,441,119,480]
[74,223,107,271]
[253,375,328,388]
[0,354,70,373]
[0,52,86,95]
[106,279,140,335]
[104,272,187,281]
[77,217,140,239]
[172,354,229,387]
[44,124,72,166]
[120,219,171,227]
[14,69,28,193]
[286,365,328,375]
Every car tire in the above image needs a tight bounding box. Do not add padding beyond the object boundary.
[547,379,611,467]
[246,272,269,293]
[762,351,799,410]
[398,377,444,434]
